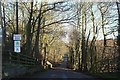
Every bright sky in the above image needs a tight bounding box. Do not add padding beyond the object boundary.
[4,0,120,2]
[61,2,118,43]
[61,24,72,44]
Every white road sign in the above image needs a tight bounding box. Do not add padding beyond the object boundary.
[13,34,21,40]
[14,46,21,53]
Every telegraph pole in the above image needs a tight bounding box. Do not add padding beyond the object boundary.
[16,0,18,34]
[13,0,21,53]
[15,0,20,64]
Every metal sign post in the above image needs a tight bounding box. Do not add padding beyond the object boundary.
[13,34,21,53]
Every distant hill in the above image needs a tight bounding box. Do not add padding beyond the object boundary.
[95,39,117,47]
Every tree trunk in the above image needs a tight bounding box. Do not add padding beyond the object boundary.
[116,2,120,75]
[81,7,87,71]
[2,3,6,50]
[0,2,2,77]
[34,5,42,64]
[90,5,97,73]
[43,43,47,67]
[26,1,33,55]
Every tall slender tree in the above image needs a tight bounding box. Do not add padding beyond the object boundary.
[25,1,33,56]
[116,1,120,75]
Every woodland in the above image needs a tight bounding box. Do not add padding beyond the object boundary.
[0,0,120,77]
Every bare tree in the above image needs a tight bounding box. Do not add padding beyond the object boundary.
[25,1,33,56]
[116,1,120,74]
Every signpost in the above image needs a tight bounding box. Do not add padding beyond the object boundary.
[14,41,20,46]
[13,34,21,40]
[14,47,21,53]
[13,34,21,53]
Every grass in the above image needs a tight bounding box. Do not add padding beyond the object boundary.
[74,70,119,80]
[2,63,45,79]
[90,72,119,80]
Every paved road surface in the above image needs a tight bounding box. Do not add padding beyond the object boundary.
[23,67,102,80]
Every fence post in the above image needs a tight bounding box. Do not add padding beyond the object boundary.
[9,52,11,63]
